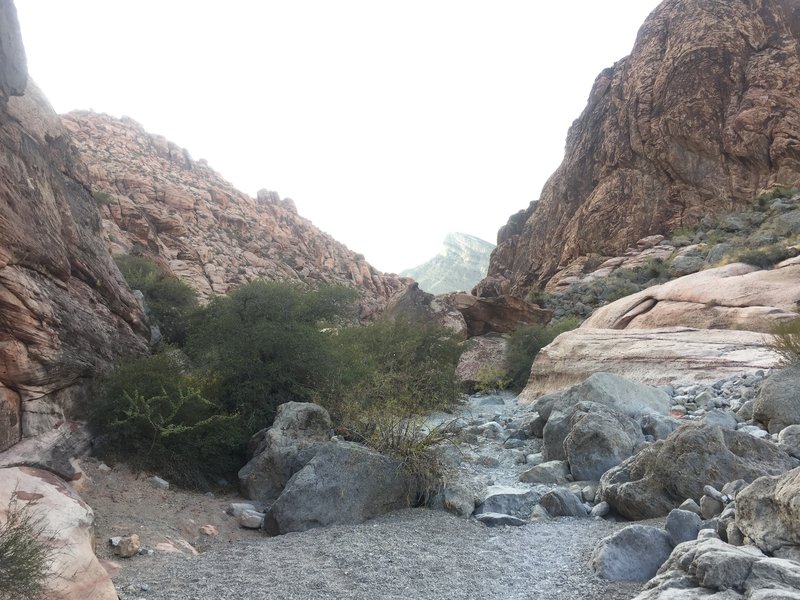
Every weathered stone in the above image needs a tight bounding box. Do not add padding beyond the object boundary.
[113,534,141,558]
[778,424,800,459]
[444,293,552,337]
[148,476,169,490]
[429,476,485,518]
[666,509,701,547]
[238,509,265,529]
[473,485,544,519]
[263,441,414,535]
[239,402,332,504]
[633,538,800,599]
[539,488,588,518]
[455,334,507,391]
[700,495,725,520]
[599,423,797,520]
[562,403,644,481]
[0,467,116,599]
[590,525,672,582]
[518,460,569,485]
[477,0,800,297]
[736,467,800,559]
[753,367,800,434]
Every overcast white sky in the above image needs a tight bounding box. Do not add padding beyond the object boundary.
[15,1,662,274]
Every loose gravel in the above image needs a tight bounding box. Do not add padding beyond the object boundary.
[115,508,651,600]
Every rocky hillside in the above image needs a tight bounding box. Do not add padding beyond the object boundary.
[0,2,148,453]
[61,112,409,316]
[477,0,800,299]
[401,232,494,295]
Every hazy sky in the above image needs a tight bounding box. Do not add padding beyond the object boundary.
[15,1,662,274]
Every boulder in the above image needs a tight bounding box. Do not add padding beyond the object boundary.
[562,403,644,480]
[474,512,527,527]
[539,488,587,518]
[753,367,800,434]
[0,467,117,599]
[523,327,780,398]
[429,475,485,518]
[665,509,702,547]
[263,441,415,535]
[736,467,800,561]
[518,460,570,485]
[778,424,800,459]
[473,485,545,519]
[633,538,800,599]
[598,423,797,520]
[590,525,672,582]
[238,402,331,504]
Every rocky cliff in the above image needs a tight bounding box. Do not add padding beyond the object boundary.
[478,0,800,298]
[0,1,149,452]
[61,112,409,317]
[401,232,494,295]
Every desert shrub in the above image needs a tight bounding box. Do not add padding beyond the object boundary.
[770,317,800,365]
[115,255,198,345]
[474,365,512,393]
[0,496,56,600]
[91,190,115,205]
[326,314,463,419]
[736,244,794,269]
[186,280,357,430]
[89,350,244,487]
[757,185,800,203]
[505,317,581,391]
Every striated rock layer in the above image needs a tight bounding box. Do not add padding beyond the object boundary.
[61,112,409,317]
[477,0,800,297]
[0,0,148,452]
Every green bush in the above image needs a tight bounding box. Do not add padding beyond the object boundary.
[757,185,800,203]
[115,255,198,345]
[186,280,357,430]
[505,318,581,391]
[89,351,244,487]
[0,496,56,600]
[326,314,463,419]
[736,244,794,269]
[91,190,115,205]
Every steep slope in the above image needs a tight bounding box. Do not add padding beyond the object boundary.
[61,112,409,317]
[477,0,800,298]
[401,232,494,294]
[0,2,148,452]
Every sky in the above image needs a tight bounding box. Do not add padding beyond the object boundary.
[15,1,662,274]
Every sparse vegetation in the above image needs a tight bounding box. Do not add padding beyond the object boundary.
[91,190,115,205]
[769,317,800,365]
[735,244,795,269]
[0,496,57,600]
[474,365,512,393]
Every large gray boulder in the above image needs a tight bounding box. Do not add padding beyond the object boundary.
[633,538,800,599]
[534,373,668,463]
[753,367,800,434]
[473,485,545,519]
[263,441,415,535]
[590,525,672,582]
[736,467,800,561]
[598,423,797,520]
[238,402,332,504]
[562,403,644,480]
[539,488,588,518]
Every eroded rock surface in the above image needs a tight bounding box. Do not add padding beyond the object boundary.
[60,112,409,317]
[477,0,800,297]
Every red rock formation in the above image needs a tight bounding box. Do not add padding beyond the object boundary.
[477,0,800,298]
[61,112,409,317]
[0,2,149,451]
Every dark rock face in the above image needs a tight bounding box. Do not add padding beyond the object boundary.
[0,2,149,451]
[478,0,800,297]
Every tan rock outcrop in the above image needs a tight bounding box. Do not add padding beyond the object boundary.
[0,466,117,600]
[0,2,149,452]
[477,0,800,297]
[521,327,779,400]
[60,112,409,317]
[584,262,800,332]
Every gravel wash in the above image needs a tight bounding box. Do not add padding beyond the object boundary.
[114,508,649,600]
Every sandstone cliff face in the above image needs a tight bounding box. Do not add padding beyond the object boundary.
[479,0,800,297]
[0,2,149,452]
[401,232,494,295]
[61,112,409,316]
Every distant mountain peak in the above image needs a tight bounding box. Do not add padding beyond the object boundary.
[402,232,494,295]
